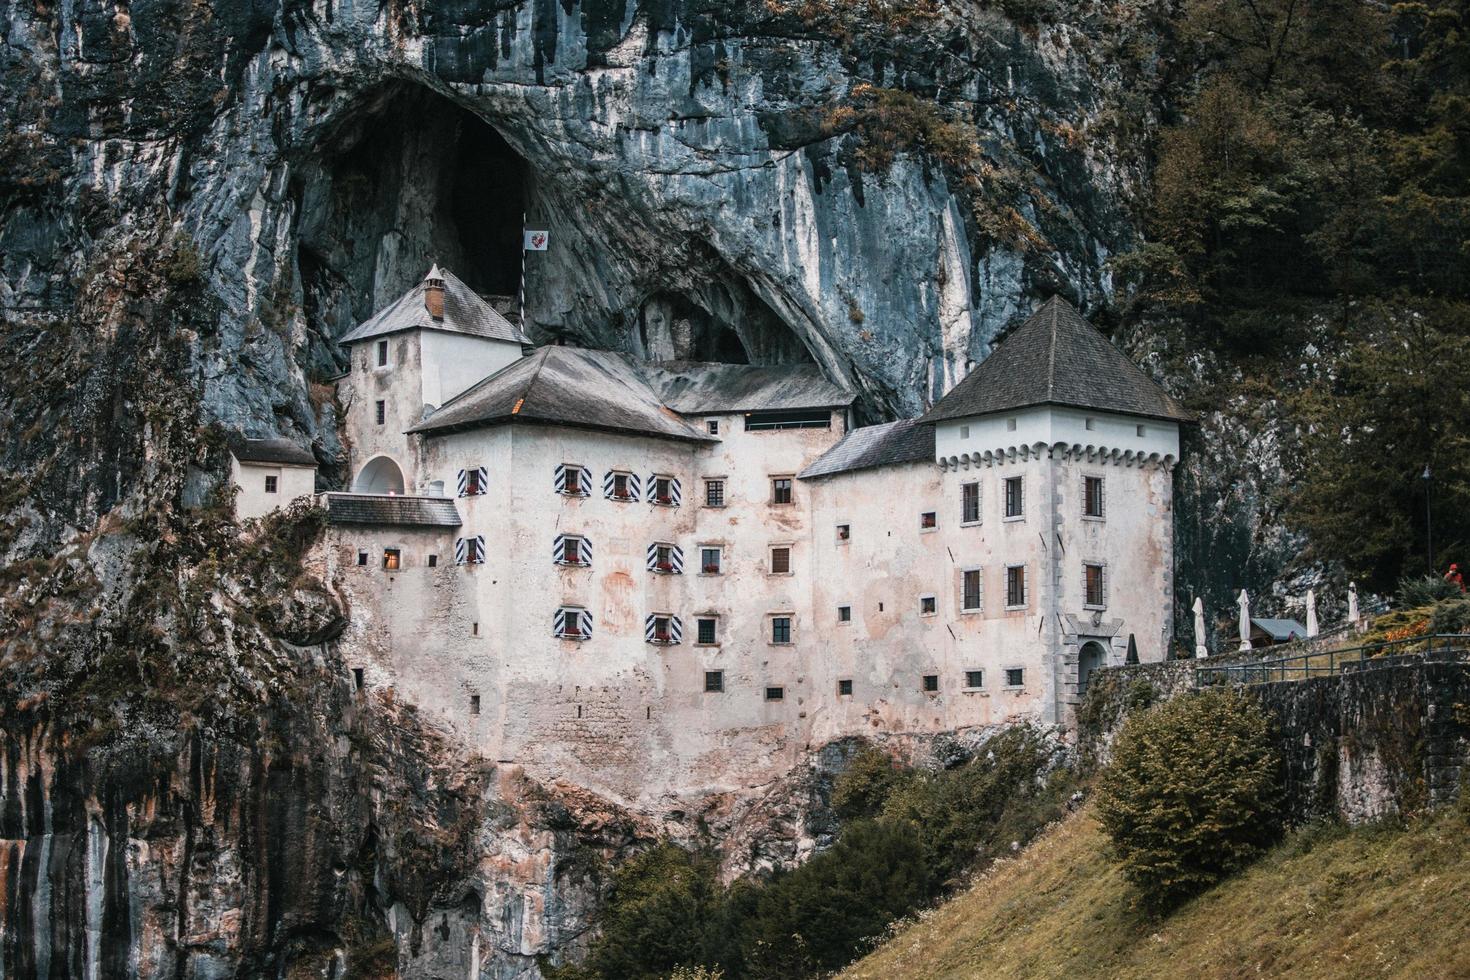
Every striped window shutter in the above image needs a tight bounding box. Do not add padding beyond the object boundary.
[646,475,683,506]
[669,477,682,506]
[578,537,592,565]
[552,535,593,566]
[456,469,468,497]
[602,470,614,497]
[554,464,567,494]
[646,543,684,573]
[472,535,486,563]
[629,473,642,499]
[644,614,683,644]
[552,533,566,564]
[1101,478,1107,518]
[556,607,593,638]
[645,543,658,571]
[476,466,488,495]
[454,537,468,565]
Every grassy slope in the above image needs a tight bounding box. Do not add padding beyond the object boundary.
[842,807,1470,980]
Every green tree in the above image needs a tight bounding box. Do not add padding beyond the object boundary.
[1096,689,1285,912]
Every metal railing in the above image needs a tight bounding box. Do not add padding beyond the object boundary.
[1195,633,1470,687]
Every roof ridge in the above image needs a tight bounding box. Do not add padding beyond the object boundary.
[512,347,555,414]
[1045,299,1060,402]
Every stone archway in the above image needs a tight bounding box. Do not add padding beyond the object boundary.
[353,455,405,495]
[1078,640,1109,695]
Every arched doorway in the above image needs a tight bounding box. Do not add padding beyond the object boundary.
[1078,640,1109,695]
[353,456,405,495]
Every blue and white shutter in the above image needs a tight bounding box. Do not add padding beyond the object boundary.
[603,471,642,500]
[555,464,588,495]
[456,469,468,497]
[552,534,592,566]
[645,543,684,573]
[644,614,683,645]
[457,535,485,564]
[457,466,488,497]
[454,536,468,564]
[647,475,682,506]
[553,607,593,639]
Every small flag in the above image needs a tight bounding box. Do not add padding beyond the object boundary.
[523,230,549,251]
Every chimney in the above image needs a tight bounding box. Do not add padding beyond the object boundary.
[424,264,445,321]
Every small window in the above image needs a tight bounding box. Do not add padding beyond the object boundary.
[352,667,365,690]
[555,606,591,640]
[705,670,725,693]
[836,523,851,543]
[770,546,791,575]
[707,419,720,435]
[471,622,479,636]
[697,617,718,645]
[427,554,438,568]
[962,569,982,611]
[837,604,852,623]
[469,694,481,715]
[923,674,939,693]
[1004,476,1024,518]
[1084,476,1105,519]
[651,615,673,643]
[376,339,389,367]
[1006,417,1017,431]
[961,482,980,524]
[653,476,674,505]
[356,551,368,567]
[705,479,725,507]
[264,475,278,494]
[1085,563,1106,607]
[700,547,722,574]
[838,678,853,696]
[562,536,586,566]
[964,669,984,689]
[765,686,785,702]
[1005,667,1025,688]
[1006,565,1027,608]
[375,400,386,426]
[611,472,633,501]
[563,467,584,496]
[382,549,401,571]
[771,477,793,505]
[920,511,937,530]
[463,467,487,496]
[655,544,674,571]
[1085,416,1096,431]
[920,595,937,616]
[960,424,970,439]
[1136,424,1147,437]
[771,616,792,644]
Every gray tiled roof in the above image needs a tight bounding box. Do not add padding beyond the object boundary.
[324,493,461,527]
[229,436,317,467]
[648,361,855,413]
[338,266,531,347]
[1252,618,1307,642]
[799,419,934,479]
[408,347,717,443]
[919,297,1194,425]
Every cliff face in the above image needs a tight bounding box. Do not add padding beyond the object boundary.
[0,0,1263,974]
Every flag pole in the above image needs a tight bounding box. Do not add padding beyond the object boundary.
[519,209,527,331]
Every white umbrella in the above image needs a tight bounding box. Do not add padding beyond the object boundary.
[1306,589,1319,638]
[1238,589,1252,651]
[1193,597,1208,659]
[1348,582,1360,631]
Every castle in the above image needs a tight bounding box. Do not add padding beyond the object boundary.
[231,266,1192,802]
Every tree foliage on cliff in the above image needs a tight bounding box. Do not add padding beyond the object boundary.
[1095,689,1284,912]
[1118,0,1470,590]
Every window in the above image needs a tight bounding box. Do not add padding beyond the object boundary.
[705,479,725,507]
[1004,476,1024,518]
[700,547,722,574]
[383,548,401,570]
[1006,565,1027,608]
[836,523,851,543]
[838,679,854,696]
[1136,424,1147,437]
[769,546,791,575]
[920,511,937,530]
[961,482,980,524]
[1006,417,1017,431]
[375,400,386,426]
[697,617,718,645]
[460,467,488,497]
[1005,667,1025,688]
[356,550,368,567]
[962,569,983,611]
[469,694,480,715]
[771,616,792,644]
[765,686,785,701]
[376,339,388,367]
[707,419,719,435]
[960,424,970,439]
[607,471,639,501]
[556,534,591,567]
[964,669,984,690]
[646,542,684,573]
[646,614,681,645]
[652,476,674,505]
[556,464,588,497]
[427,554,438,568]
[1085,416,1097,431]
[837,604,852,623]
[705,670,725,693]
[352,667,365,690]
[746,409,830,430]
[1085,563,1106,608]
[455,535,486,565]
[923,674,940,693]
[264,475,278,494]
[920,595,937,616]
[472,622,479,636]
[554,606,592,640]
[1084,476,1105,519]
[771,477,793,505]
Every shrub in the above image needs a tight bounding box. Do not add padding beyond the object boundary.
[1096,689,1284,912]
[1397,574,1461,608]
[830,745,909,821]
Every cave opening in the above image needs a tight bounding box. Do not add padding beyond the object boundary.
[295,82,528,345]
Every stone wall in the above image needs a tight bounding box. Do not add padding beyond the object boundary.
[1078,655,1470,824]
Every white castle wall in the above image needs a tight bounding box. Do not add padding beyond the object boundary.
[230,457,316,520]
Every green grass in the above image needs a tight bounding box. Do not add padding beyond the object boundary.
[842,806,1470,980]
